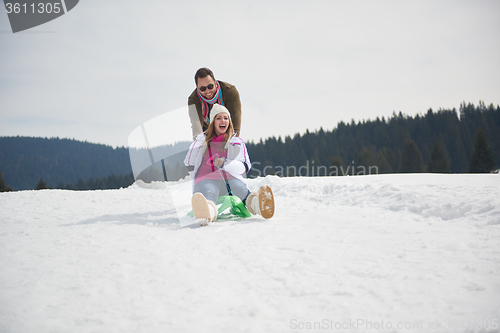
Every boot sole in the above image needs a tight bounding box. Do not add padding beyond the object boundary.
[258,185,275,219]
[192,193,211,225]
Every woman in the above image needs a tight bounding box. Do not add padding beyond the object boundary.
[184,104,274,224]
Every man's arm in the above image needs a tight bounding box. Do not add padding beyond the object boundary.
[188,103,203,140]
[188,90,204,139]
[223,85,242,136]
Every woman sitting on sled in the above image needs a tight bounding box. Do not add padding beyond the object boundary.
[184,103,274,225]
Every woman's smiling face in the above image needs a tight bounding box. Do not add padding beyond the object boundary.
[214,113,229,136]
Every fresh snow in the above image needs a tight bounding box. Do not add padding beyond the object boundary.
[1,174,500,333]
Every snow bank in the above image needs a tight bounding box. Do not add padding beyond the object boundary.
[1,174,499,333]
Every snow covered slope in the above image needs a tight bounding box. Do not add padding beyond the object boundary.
[1,174,499,333]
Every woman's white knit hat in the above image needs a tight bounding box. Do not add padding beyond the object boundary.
[209,104,231,124]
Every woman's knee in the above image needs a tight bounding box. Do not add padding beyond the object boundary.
[227,179,250,200]
[194,181,220,202]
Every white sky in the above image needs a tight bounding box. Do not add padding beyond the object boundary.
[1,0,499,147]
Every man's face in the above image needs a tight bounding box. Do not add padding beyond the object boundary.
[197,76,216,99]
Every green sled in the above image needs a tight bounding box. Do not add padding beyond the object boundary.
[188,195,252,220]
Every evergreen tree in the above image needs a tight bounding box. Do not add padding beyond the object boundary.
[0,170,13,192]
[356,148,375,175]
[469,128,496,173]
[75,178,89,190]
[427,141,450,173]
[87,177,96,190]
[329,156,344,176]
[95,178,107,190]
[401,140,425,173]
[375,150,393,174]
[36,178,47,190]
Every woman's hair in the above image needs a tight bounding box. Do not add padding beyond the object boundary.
[205,112,234,144]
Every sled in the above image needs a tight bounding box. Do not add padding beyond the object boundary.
[188,195,252,220]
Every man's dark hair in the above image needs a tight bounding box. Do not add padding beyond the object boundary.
[194,68,215,85]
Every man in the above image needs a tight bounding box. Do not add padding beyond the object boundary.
[188,68,242,139]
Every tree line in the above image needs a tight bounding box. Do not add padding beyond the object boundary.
[1,168,134,192]
[246,101,499,177]
[0,137,132,190]
[33,173,135,191]
[1,101,498,192]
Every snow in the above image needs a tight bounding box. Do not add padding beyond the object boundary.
[1,174,500,333]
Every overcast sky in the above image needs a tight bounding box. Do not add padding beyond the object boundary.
[1,0,499,147]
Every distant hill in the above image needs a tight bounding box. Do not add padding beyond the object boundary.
[0,137,194,191]
[0,137,132,190]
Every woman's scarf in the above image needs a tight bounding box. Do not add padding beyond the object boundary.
[197,80,224,123]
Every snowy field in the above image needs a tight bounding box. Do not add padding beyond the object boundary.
[1,174,500,333]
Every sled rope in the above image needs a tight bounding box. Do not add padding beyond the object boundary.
[208,143,232,196]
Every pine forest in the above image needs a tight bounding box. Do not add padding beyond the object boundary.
[0,102,498,191]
